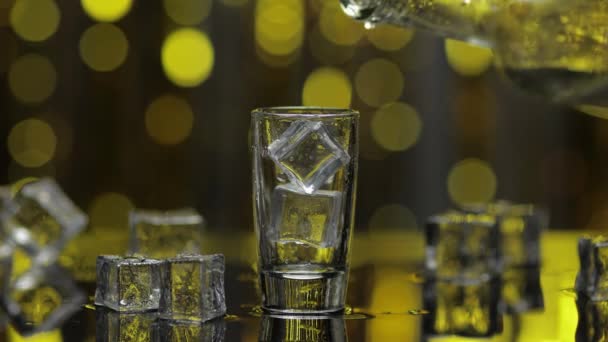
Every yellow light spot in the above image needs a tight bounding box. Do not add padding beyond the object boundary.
[81,0,132,22]
[10,0,60,42]
[302,67,351,108]
[145,94,194,145]
[371,102,422,152]
[88,192,134,230]
[79,23,129,72]
[8,119,57,168]
[161,28,214,87]
[366,25,414,51]
[577,104,608,120]
[163,0,212,26]
[355,58,404,107]
[444,39,493,77]
[8,54,56,104]
[319,1,364,46]
[8,325,62,341]
[447,158,497,205]
[255,0,304,57]
[220,0,248,7]
[369,204,417,230]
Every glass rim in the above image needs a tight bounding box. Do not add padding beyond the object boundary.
[252,106,359,118]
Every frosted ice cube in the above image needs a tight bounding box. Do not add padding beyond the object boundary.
[268,120,349,194]
[425,211,500,283]
[156,318,226,342]
[128,208,205,259]
[270,184,342,248]
[2,265,85,335]
[96,307,158,342]
[423,278,502,337]
[95,256,163,312]
[160,254,226,322]
[2,178,87,264]
[576,236,608,301]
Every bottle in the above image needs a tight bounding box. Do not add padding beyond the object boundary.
[340,0,608,104]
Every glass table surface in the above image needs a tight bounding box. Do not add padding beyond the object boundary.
[0,230,585,341]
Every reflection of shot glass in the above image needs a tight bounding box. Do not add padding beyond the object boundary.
[259,315,347,342]
[251,107,359,314]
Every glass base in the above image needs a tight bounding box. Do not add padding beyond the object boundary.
[260,267,346,314]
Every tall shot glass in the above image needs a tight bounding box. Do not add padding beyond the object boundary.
[251,107,359,314]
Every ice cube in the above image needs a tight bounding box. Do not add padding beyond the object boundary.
[155,318,226,342]
[501,266,544,313]
[423,277,503,337]
[259,315,346,342]
[2,265,85,335]
[461,201,546,267]
[95,255,163,312]
[159,254,226,322]
[425,211,500,283]
[128,208,205,259]
[576,292,608,342]
[576,236,608,301]
[1,178,87,264]
[96,306,158,342]
[268,120,349,194]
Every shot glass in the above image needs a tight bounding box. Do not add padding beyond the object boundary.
[251,107,359,314]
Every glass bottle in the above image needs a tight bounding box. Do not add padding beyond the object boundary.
[340,0,608,103]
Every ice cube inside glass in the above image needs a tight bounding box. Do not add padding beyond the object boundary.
[1,178,87,262]
[128,208,205,259]
[95,255,163,312]
[2,265,85,335]
[576,236,608,301]
[159,254,226,322]
[425,211,500,283]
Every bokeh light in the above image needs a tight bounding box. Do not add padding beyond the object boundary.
[145,94,194,145]
[88,192,134,230]
[81,0,132,22]
[366,25,414,52]
[319,1,364,46]
[8,54,56,104]
[163,0,212,26]
[255,0,304,59]
[10,0,60,42]
[371,102,422,152]
[8,119,57,168]
[302,67,352,108]
[355,58,404,107]
[447,158,497,205]
[444,39,493,77]
[368,204,417,230]
[577,104,608,120]
[161,28,214,87]
[79,23,129,72]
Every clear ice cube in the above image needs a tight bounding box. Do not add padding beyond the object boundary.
[156,318,226,342]
[2,265,85,335]
[423,278,502,337]
[128,208,205,259]
[1,178,87,264]
[270,184,342,248]
[159,254,226,322]
[576,236,608,301]
[95,256,163,312]
[96,307,158,342]
[425,211,500,283]
[268,120,349,194]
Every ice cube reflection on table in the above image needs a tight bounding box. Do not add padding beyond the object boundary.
[156,318,226,342]
[96,307,158,342]
[128,208,205,259]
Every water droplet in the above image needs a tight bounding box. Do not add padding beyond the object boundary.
[364,21,376,30]
[408,309,430,315]
[344,305,353,314]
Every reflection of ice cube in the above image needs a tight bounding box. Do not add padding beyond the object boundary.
[576,236,608,301]
[160,254,226,322]
[270,184,342,248]
[268,120,349,194]
[2,178,87,263]
[156,318,226,342]
[96,307,158,342]
[3,265,85,335]
[128,208,205,259]
[425,211,500,283]
[95,256,163,312]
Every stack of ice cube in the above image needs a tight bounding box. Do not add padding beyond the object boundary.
[0,178,87,335]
